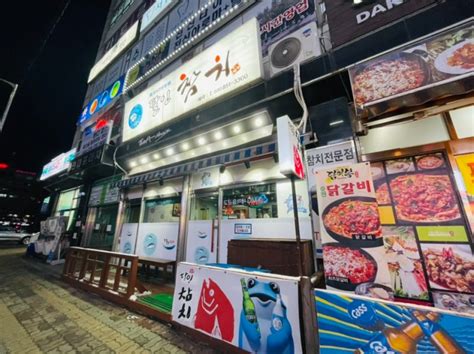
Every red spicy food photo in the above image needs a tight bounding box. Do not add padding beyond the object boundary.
[353,56,426,106]
[416,154,444,170]
[390,174,461,222]
[324,245,377,285]
[376,182,391,205]
[447,42,474,70]
[323,199,382,239]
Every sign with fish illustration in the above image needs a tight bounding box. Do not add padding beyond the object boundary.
[135,222,178,260]
[185,221,216,265]
[118,223,139,254]
[172,263,302,353]
[315,289,474,353]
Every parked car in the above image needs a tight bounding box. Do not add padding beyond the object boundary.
[0,226,33,245]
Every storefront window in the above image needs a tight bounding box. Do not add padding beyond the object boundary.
[55,187,82,231]
[124,200,141,223]
[222,183,277,219]
[143,195,181,223]
[189,192,218,221]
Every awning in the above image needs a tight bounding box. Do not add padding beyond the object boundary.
[111,141,277,189]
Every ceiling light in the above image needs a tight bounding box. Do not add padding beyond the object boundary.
[166,148,174,156]
[214,131,223,140]
[254,117,264,127]
[182,142,190,150]
[140,157,149,164]
[129,161,137,168]
[153,153,160,160]
[197,137,206,145]
[233,125,241,134]
[329,120,344,126]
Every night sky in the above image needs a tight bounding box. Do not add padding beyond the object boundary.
[0,0,111,172]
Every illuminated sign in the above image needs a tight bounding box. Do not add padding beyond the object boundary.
[79,75,124,124]
[88,21,138,83]
[122,18,263,142]
[277,115,305,179]
[140,0,174,33]
[40,149,76,181]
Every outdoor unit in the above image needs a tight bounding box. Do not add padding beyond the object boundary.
[268,22,321,77]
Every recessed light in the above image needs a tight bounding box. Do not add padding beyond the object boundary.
[255,117,264,127]
[140,157,149,164]
[129,161,137,168]
[197,137,206,145]
[153,153,160,160]
[182,142,190,150]
[166,148,174,156]
[214,131,223,140]
[233,125,241,134]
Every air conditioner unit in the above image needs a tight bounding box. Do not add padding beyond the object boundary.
[268,22,321,77]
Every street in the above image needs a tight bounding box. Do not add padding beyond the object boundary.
[0,244,215,353]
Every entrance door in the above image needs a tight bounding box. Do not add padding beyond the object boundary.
[186,191,219,264]
[88,204,118,250]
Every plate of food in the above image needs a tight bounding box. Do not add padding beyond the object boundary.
[390,174,461,223]
[422,245,474,294]
[434,39,474,75]
[323,243,378,291]
[371,162,385,180]
[385,158,415,175]
[322,197,383,247]
[375,181,392,205]
[352,52,429,107]
[416,153,445,170]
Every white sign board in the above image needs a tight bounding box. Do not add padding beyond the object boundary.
[277,115,305,179]
[140,0,174,33]
[185,220,216,265]
[118,223,138,254]
[123,18,263,142]
[40,149,76,181]
[172,262,302,353]
[88,21,139,83]
[191,167,220,191]
[135,222,178,260]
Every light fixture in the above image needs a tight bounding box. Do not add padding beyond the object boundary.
[153,153,160,160]
[329,120,344,126]
[129,161,137,168]
[233,125,241,134]
[166,148,174,156]
[197,137,206,145]
[140,157,149,164]
[214,131,223,140]
[219,165,226,173]
[254,117,264,127]
[182,142,190,150]
[244,161,251,169]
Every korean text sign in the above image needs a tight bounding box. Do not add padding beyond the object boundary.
[315,162,392,293]
[123,18,263,142]
[172,263,302,353]
[315,289,474,353]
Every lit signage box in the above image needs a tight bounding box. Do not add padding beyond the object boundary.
[277,115,305,180]
[123,18,263,142]
[40,149,77,181]
[88,21,139,83]
[140,0,174,33]
[79,75,124,125]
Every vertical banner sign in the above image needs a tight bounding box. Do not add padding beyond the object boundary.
[277,115,305,179]
[172,263,302,353]
[315,162,392,295]
[315,289,474,354]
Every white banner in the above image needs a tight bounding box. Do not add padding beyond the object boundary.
[135,222,178,260]
[315,162,392,293]
[185,220,216,265]
[277,115,305,179]
[172,263,302,353]
[123,18,263,142]
[118,223,138,254]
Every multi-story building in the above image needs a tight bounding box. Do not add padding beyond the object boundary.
[41,0,474,331]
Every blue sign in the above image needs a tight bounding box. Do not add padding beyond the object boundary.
[79,75,125,124]
[128,104,143,129]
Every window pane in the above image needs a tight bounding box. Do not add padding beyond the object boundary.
[125,201,141,223]
[144,195,181,223]
[189,192,218,220]
[222,183,278,219]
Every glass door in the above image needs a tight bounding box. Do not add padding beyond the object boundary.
[88,204,118,250]
[186,191,219,264]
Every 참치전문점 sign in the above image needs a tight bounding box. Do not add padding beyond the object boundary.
[172,263,302,353]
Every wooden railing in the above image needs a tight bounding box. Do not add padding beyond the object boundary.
[63,247,146,299]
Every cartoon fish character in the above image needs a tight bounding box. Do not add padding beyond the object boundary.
[239,278,294,354]
[194,278,234,342]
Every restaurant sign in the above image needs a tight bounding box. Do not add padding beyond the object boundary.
[350,20,474,114]
[277,115,305,180]
[140,0,174,33]
[122,18,263,142]
[40,149,77,181]
[325,0,436,47]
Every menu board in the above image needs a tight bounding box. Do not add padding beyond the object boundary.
[350,21,473,114]
[315,162,392,296]
[371,152,474,306]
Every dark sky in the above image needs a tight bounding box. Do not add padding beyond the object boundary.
[0,0,111,172]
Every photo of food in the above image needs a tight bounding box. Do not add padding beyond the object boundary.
[322,197,382,246]
[390,174,461,223]
[352,54,427,106]
[323,243,377,291]
[385,158,415,175]
[421,244,474,294]
[434,39,474,74]
[383,226,429,300]
[355,282,394,301]
[416,153,445,170]
[432,291,474,315]
[370,162,385,181]
[375,182,391,205]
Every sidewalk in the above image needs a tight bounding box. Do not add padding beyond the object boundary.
[0,244,215,353]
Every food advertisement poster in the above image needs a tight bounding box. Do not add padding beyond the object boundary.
[172,263,302,353]
[350,20,473,113]
[371,152,474,307]
[315,289,474,354]
[455,153,474,224]
[315,162,392,295]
